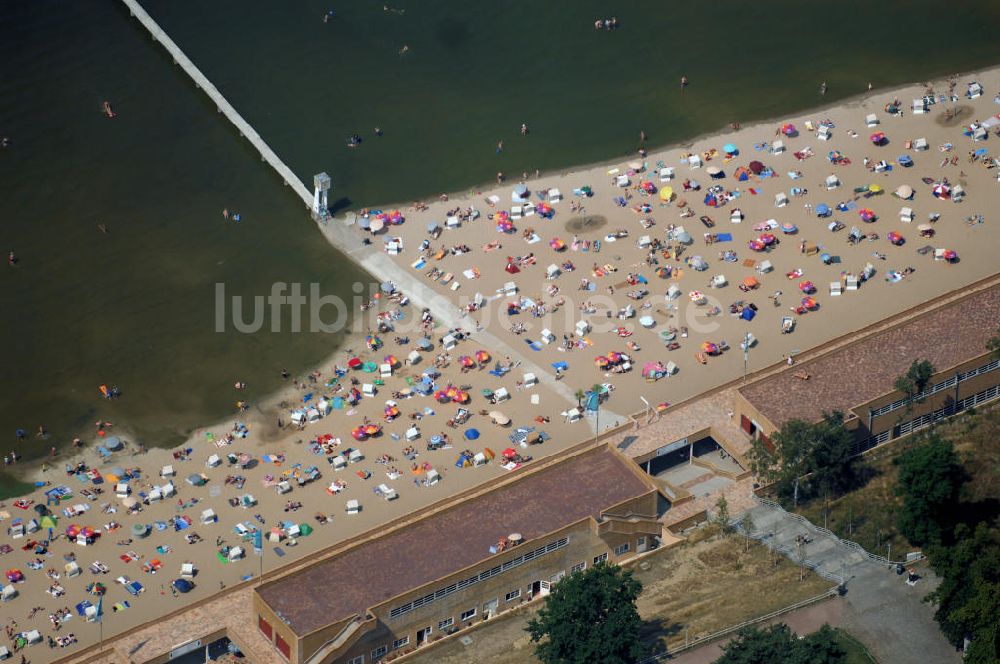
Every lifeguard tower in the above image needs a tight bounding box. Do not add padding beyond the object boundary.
[313,172,331,220]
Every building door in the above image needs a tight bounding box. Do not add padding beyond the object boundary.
[539,581,551,596]
[637,537,647,553]
[483,598,498,619]
[740,415,756,435]
[416,626,431,645]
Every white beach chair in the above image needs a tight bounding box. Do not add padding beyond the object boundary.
[637,235,651,248]
[615,174,630,187]
[899,207,914,223]
[446,215,460,229]
[913,138,928,151]
[952,184,965,201]
[659,167,675,182]
[865,113,879,128]
[912,99,927,114]
[548,188,562,203]
[845,275,859,291]
[771,140,785,154]
[332,455,347,471]
[730,209,744,223]
[665,361,678,375]
[200,508,216,524]
[825,174,840,190]
[523,372,537,388]
[523,202,536,217]
[426,469,441,485]
[564,408,582,423]
[757,259,773,274]
[494,387,510,403]
[181,562,195,578]
[362,383,376,397]
[710,274,727,288]
[540,328,555,344]
[817,125,831,141]
[511,205,523,220]
[377,484,398,500]
[687,155,702,169]
[405,426,420,442]
[666,284,682,300]
[502,281,518,296]
[575,320,591,336]
[830,281,842,296]
[160,465,174,478]
[546,264,560,279]
[349,449,363,464]
[346,499,360,514]
[774,192,788,208]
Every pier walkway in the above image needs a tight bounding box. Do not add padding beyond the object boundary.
[119,0,598,424]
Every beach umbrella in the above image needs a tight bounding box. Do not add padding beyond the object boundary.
[475,350,491,364]
[464,428,480,441]
[639,315,655,328]
[362,361,377,373]
[426,222,440,234]
[105,436,123,451]
[894,185,914,199]
[656,267,670,278]
[815,203,831,217]
[417,337,433,350]
[799,280,816,294]
[723,143,738,155]
[513,184,529,199]
[887,231,904,245]
[347,357,362,370]
[781,223,798,234]
[701,341,719,355]
[549,237,566,251]
[659,186,674,202]
[627,160,645,171]
[172,578,194,594]
[383,354,399,367]
[459,355,475,368]
[869,184,883,194]
[932,183,951,199]
[917,223,934,235]
[781,123,796,136]
[802,296,818,309]
[748,160,765,174]
[859,208,876,222]
[706,166,722,176]
[870,131,887,145]
[357,217,370,230]
[86,582,106,596]
[941,249,957,262]
[489,411,510,425]
[40,515,57,529]
[369,218,384,233]
[689,290,706,303]
[187,474,206,487]
[594,355,610,368]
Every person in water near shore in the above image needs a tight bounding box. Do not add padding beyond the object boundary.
[820,81,828,95]
[680,75,688,90]
[8,251,17,266]
[520,123,528,136]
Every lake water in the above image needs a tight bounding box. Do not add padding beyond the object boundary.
[2,0,998,494]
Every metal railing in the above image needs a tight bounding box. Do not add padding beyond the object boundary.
[635,586,841,663]
[751,496,920,568]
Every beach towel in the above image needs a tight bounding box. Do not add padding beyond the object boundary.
[551,361,568,370]
[748,188,758,195]
[715,233,733,242]
[525,340,542,351]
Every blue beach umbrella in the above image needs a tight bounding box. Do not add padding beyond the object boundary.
[723,143,738,155]
[464,428,480,441]
[815,203,831,217]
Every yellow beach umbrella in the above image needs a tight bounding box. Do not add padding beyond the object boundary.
[659,186,674,202]
[869,184,883,194]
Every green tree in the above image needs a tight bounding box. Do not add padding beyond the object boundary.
[894,434,967,546]
[926,523,1000,653]
[987,325,1000,361]
[713,623,846,664]
[715,495,732,535]
[526,562,644,664]
[574,389,585,409]
[748,412,858,503]
[893,359,935,404]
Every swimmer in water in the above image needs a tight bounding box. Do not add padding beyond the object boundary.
[680,75,689,90]
[398,45,409,55]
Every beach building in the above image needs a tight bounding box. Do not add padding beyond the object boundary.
[734,285,1000,455]
[253,444,664,664]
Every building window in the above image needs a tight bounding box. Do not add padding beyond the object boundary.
[275,633,290,660]
[460,608,477,622]
[594,552,608,565]
[347,657,364,664]
[438,617,454,631]
[505,589,521,602]
[550,571,566,584]
[391,636,410,650]
[614,543,630,556]
[371,645,388,660]
[571,562,586,574]
[258,615,272,640]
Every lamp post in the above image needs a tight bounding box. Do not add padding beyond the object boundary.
[742,332,752,383]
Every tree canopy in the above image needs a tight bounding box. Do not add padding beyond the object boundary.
[748,411,857,503]
[713,623,846,664]
[894,433,967,546]
[526,562,644,664]
[893,359,935,403]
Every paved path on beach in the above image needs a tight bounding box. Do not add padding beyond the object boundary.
[739,502,961,664]
[317,216,625,432]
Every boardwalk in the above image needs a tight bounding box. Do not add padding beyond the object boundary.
[117,0,589,423]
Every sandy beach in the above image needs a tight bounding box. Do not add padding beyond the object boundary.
[3,67,1000,662]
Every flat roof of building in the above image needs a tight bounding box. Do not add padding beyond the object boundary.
[256,445,655,635]
[739,285,1000,427]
